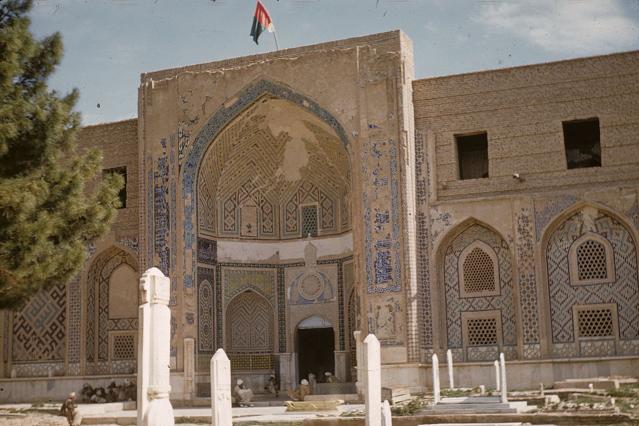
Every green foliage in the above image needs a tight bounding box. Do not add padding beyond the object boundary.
[0,0,122,308]
[390,398,425,416]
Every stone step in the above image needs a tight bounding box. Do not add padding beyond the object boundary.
[439,396,501,404]
[553,376,637,390]
[426,408,519,415]
[422,424,553,426]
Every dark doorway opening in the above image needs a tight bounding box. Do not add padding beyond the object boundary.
[297,327,335,382]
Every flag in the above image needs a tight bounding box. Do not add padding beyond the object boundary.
[250,0,274,45]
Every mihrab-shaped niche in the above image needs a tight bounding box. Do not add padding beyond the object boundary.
[289,241,334,304]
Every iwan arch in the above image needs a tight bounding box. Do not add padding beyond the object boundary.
[2,31,639,402]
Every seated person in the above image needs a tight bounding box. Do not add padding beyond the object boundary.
[287,379,311,401]
[233,379,254,407]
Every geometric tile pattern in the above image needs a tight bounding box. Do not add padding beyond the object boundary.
[195,99,348,241]
[443,225,517,349]
[197,267,215,353]
[12,284,66,362]
[67,277,81,366]
[183,80,352,294]
[86,247,138,364]
[414,131,433,352]
[226,291,273,353]
[515,208,540,348]
[546,211,639,345]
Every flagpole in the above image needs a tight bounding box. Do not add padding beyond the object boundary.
[272,29,280,51]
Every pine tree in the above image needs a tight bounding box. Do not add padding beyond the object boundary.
[0,0,123,309]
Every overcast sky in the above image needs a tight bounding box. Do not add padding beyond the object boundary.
[30,0,639,125]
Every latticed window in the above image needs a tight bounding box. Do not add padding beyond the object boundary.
[466,318,498,346]
[112,334,135,360]
[301,205,318,237]
[577,308,614,338]
[576,239,608,281]
[462,248,496,294]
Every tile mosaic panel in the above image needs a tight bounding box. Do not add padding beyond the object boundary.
[413,131,433,351]
[197,237,217,265]
[515,208,541,350]
[182,80,351,293]
[67,277,81,366]
[545,211,639,347]
[86,247,137,364]
[362,138,402,293]
[12,284,66,362]
[197,267,215,353]
[443,225,517,351]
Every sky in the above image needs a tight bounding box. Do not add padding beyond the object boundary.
[29,0,639,125]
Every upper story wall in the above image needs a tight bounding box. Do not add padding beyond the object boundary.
[76,119,139,237]
[413,51,639,201]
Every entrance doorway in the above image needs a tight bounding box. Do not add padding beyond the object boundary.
[297,316,335,382]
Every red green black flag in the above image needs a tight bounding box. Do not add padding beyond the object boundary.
[250,0,275,45]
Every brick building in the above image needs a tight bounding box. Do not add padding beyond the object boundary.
[1,30,638,402]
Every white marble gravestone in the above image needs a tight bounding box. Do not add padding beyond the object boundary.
[137,267,174,426]
[499,352,508,403]
[446,349,454,389]
[211,348,232,426]
[364,334,381,426]
[432,354,440,404]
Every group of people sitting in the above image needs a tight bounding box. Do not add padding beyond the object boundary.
[234,371,338,406]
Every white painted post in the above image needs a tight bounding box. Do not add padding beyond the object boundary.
[499,352,507,404]
[138,267,175,426]
[364,334,381,426]
[211,348,232,426]
[432,354,440,404]
[184,338,195,400]
[137,273,151,426]
[446,349,454,389]
[381,400,392,426]
[354,330,364,398]
[494,360,500,392]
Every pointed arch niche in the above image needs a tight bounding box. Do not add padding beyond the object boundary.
[542,205,639,358]
[196,96,351,241]
[436,221,518,362]
[85,246,138,375]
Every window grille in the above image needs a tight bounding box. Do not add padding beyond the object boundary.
[112,334,135,360]
[467,318,498,346]
[301,205,318,237]
[576,239,608,281]
[462,248,496,293]
[577,308,614,338]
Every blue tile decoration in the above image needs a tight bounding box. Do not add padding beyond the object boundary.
[414,131,432,351]
[362,137,402,294]
[197,267,215,353]
[515,208,541,351]
[181,79,351,293]
[534,195,578,241]
[146,155,154,269]
[154,147,170,276]
[277,267,286,352]
[546,211,639,346]
[197,237,217,265]
[337,260,346,351]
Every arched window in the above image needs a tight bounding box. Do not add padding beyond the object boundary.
[569,234,614,285]
[459,241,500,297]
